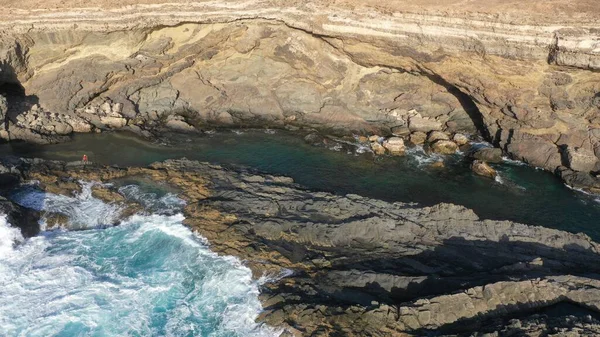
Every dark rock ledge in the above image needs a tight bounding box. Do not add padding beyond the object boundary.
[3,157,600,336]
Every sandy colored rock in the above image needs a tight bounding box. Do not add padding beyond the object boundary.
[382,137,405,156]
[453,133,469,145]
[409,131,427,145]
[370,141,385,155]
[0,0,597,188]
[427,131,450,144]
[430,140,458,154]
[566,146,600,172]
[472,160,497,179]
[409,117,443,133]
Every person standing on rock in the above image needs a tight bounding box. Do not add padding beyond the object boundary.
[82,154,88,165]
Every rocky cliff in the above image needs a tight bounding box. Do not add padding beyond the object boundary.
[0,0,599,188]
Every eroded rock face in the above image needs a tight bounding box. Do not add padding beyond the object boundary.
[566,146,600,172]
[0,1,598,189]
[23,158,600,336]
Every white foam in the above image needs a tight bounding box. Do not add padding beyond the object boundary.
[12,181,123,230]
[0,215,24,258]
[502,156,527,166]
[405,145,445,167]
[0,212,282,337]
[2,183,282,337]
[494,173,505,185]
[118,184,186,215]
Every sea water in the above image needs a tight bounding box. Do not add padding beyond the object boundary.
[0,183,280,337]
[1,130,599,240]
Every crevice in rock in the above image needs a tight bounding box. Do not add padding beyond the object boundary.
[548,32,560,65]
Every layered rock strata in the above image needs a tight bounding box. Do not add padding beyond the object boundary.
[7,157,600,336]
[0,0,599,189]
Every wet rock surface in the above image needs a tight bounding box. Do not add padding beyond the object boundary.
[471,160,497,179]
[13,158,600,336]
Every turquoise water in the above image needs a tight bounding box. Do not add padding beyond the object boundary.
[1,130,599,240]
[0,183,279,337]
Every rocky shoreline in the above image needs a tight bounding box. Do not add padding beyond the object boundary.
[2,157,600,336]
[0,0,599,192]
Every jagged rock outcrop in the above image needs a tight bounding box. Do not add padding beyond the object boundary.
[0,0,598,188]
[20,157,600,336]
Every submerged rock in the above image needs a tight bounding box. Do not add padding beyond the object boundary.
[430,160,445,169]
[471,160,497,179]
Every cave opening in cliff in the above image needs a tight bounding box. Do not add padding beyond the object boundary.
[422,73,491,142]
[0,81,25,100]
[0,80,39,126]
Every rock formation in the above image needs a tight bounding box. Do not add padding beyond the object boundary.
[471,160,497,179]
[0,0,598,188]
[10,157,600,336]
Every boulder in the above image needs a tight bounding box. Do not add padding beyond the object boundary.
[165,115,196,132]
[565,146,599,172]
[408,116,442,133]
[100,116,127,128]
[430,140,458,154]
[409,131,427,145]
[368,135,380,142]
[472,160,497,179]
[370,141,386,155]
[391,126,410,136]
[453,133,469,145]
[382,137,405,156]
[427,131,450,144]
[52,122,74,135]
[472,148,503,163]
